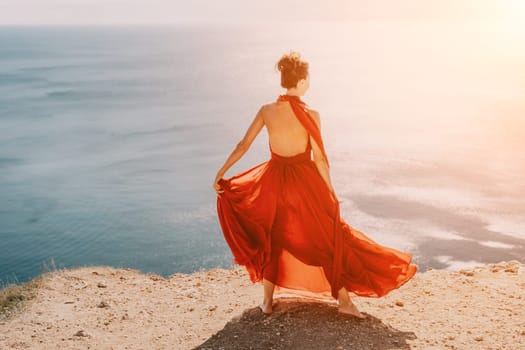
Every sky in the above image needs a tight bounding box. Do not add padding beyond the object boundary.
[0,0,521,25]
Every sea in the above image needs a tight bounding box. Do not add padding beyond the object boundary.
[1,21,524,285]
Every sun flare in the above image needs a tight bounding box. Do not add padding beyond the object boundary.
[503,0,525,33]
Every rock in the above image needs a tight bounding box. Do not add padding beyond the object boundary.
[148,274,164,281]
[73,330,88,337]
[97,301,110,308]
[97,282,107,288]
[395,301,404,307]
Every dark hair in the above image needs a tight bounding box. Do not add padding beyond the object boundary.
[275,51,309,89]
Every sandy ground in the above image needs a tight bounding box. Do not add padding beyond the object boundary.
[0,260,524,350]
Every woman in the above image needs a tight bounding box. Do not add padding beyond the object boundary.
[213,51,417,318]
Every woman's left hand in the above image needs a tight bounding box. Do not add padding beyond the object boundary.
[329,189,339,203]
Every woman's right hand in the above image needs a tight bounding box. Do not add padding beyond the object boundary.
[213,173,225,197]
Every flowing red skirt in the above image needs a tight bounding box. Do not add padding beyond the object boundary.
[216,144,418,300]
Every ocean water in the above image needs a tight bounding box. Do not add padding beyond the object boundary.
[1,22,524,285]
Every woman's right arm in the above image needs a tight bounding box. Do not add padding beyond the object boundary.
[213,106,266,196]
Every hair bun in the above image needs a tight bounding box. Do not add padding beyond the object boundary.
[275,50,309,89]
[277,51,302,73]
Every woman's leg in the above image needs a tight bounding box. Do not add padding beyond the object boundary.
[260,278,275,314]
[260,245,280,314]
[337,286,366,318]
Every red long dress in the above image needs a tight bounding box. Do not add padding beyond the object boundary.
[216,94,418,300]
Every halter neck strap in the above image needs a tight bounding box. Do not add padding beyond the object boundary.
[277,94,330,167]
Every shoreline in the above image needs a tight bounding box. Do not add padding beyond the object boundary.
[1,260,524,349]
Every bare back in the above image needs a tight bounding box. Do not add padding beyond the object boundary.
[263,100,311,157]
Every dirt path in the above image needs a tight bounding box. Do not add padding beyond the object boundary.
[1,260,523,349]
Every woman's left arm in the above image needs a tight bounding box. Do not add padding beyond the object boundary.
[213,106,266,196]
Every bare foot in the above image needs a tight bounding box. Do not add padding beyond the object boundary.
[258,302,272,315]
[338,302,366,319]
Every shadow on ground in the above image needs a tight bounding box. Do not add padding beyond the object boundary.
[193,297,417,350]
